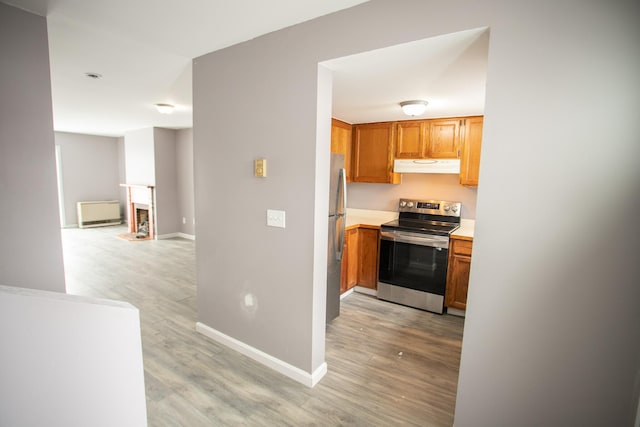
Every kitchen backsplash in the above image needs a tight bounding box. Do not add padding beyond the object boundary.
[347,173,478,219]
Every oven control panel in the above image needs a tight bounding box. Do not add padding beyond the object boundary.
[398,199,461,217]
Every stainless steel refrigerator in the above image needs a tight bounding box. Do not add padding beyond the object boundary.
[327,153,346,323]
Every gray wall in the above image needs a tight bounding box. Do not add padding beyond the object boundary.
[0,3,65,293]
[124,127,191,236]
[176,128,195,236]
[55,132,121,226]
[116,137,127,219]
[193,0,640,425]
[153,128,180,236]
[348,174,478,218]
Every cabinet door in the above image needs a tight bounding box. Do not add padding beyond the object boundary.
[357,227,380,290]
[352,122,400,184]
[331,118,353,182]
[345,228,359,290]
[445,239,472,310]
[395,120,428,158]
[459,116,483,187]
[427,119,460,158]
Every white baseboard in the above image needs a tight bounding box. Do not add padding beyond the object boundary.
[340,288,355,300]
[354,286,377,297]
[195,322,326,388]
[156,232,196,240]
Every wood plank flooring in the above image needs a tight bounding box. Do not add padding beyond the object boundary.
[61,226,465,426]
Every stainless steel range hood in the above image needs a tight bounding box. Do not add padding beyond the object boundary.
[393,158,460,174]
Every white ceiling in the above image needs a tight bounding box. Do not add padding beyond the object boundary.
[4,0,488,136]
[324,27,489,124]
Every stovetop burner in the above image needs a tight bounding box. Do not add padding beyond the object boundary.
[381,219,459,236]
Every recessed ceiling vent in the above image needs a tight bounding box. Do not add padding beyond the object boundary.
[85,72,102,79]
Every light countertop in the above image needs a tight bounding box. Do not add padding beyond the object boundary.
[451,218,475,240]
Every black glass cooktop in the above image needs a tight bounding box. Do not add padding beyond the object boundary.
[381,219,459,236]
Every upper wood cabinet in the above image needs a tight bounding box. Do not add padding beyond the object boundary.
[330,118,353,182]
[352,122,400,184]
[445,237,473,310]
[427,119,461,158]
[459,116,483,187]
[395,120,428,158]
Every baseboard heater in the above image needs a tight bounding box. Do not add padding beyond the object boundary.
[77,201,121,228]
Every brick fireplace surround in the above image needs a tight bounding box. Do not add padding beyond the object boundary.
[120,184,155,239]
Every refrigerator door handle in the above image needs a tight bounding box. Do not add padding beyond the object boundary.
[335,168,347,261]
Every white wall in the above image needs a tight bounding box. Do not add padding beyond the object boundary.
[0,3,65,293]
[55,132,121,226]
[348,174,478,218]
[124,128,155,185]
[0,285,147,427]
[193,0,640,423]
[176,128,195,236]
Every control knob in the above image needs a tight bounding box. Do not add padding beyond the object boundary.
[451,205,459,213]
[443,204,450,211]
[406,201,414,208]
[399,201,407,208]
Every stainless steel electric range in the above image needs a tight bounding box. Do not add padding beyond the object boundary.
[377,199,461,314]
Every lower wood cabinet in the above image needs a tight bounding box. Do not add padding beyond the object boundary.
[445,237,473,310]
[340,226,380,293]
[357,227,380,289]
[340,228,359,293]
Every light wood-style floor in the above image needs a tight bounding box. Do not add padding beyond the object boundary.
[61,225,465,426]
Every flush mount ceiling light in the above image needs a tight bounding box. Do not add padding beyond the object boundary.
[155,103,175,114]
[400,100,429,116]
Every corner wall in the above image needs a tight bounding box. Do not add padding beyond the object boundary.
[54,132,121,227]
[193,0,640,423]
[0,3,65,292]
[176,128,195,236]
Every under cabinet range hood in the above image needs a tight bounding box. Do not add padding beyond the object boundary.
[393,158,461,174]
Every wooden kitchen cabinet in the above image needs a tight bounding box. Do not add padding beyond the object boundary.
[427,118,460,158]
[357,227,380,290]
[395,120,428,158]
[352,122,400,184]
[459,116,483,187]
[340,227,359,293]
[445,237,473,310]
[331,118,353,182]
[340,226,380,294]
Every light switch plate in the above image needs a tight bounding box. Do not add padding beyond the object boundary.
[267,209,285,228]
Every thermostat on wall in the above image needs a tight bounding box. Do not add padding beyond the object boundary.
[255,158,267,177]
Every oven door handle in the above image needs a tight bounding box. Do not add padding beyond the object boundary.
[380,230,448,249]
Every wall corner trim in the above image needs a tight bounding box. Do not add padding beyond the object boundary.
[156,232,195,240]
[195,322,327,388]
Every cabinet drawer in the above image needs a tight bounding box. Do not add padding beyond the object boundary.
[451,239,473,256]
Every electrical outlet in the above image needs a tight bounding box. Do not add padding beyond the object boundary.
[266,209,285,228]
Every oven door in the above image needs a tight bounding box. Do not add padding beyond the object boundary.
[378,229,449,296]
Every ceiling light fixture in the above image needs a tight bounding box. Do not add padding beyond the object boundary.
[400,100,428,116]
[155,103,175,114]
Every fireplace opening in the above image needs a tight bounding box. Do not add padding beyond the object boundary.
[135,207,149,238]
